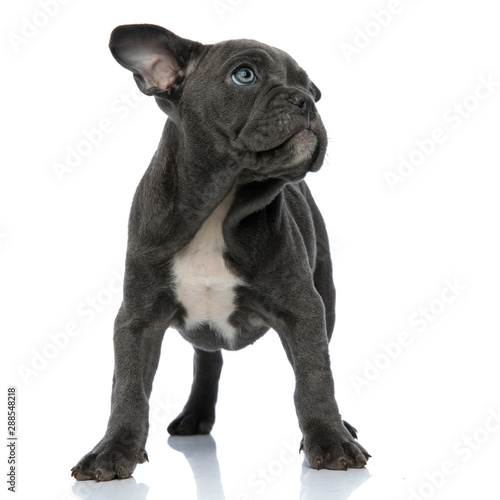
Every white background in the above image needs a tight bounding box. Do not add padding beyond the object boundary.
[2,0,500,499]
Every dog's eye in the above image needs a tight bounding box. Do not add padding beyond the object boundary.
[232,67,256,85]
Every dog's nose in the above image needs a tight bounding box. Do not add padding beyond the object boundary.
[289,93,315,117]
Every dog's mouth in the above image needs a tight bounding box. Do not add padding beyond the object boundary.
[289,129,320,166]
[257,128,320,166]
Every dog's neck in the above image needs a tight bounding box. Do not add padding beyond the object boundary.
[128,118,288,253]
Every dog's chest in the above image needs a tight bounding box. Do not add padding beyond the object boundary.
[172,191,242,344]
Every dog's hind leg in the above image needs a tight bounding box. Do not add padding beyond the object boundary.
[168,347,223,435]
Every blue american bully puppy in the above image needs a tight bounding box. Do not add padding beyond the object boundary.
[71,24,370,481]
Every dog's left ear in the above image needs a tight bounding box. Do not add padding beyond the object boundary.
[109,24,204,96]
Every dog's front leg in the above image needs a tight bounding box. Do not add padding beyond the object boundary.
[71,303,169,481]
[276,297,370,471]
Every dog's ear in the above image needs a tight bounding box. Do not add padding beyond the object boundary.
[109,24,204,96]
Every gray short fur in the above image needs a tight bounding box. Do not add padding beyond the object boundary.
[71,24,369,481]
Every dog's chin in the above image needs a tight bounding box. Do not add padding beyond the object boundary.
[241,129,324,183]
[287,129,319,166]
[276,129,324,176]
[260,129,320,166]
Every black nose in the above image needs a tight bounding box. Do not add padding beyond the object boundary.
[290,93,315,117]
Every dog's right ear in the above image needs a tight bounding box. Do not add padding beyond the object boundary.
[109,24,204,96]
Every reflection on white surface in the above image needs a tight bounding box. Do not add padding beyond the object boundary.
[168,435,226,500]
[70,435,370,500]
[72,477,149,500]
[168,435,370,500]
[300,464,370,500]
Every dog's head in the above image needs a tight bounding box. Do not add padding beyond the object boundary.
[110,24,327,182]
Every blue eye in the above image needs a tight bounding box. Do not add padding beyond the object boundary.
[232,67,256,85]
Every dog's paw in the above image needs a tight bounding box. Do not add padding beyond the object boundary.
[167,408,215,436]
[71,441,148,481]
[301,422,370,471]
[342,420,358,439]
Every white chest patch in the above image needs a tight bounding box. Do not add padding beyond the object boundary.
[172,190,242,345]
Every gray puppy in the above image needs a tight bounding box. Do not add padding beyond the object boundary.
[71,24,370,481]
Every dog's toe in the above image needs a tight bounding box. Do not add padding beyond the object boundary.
[72,443,146,481]
[71,454,98,481]
[301,424,370,471]
[342,420,358,439]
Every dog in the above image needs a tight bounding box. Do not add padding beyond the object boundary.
[71,24,370,481]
